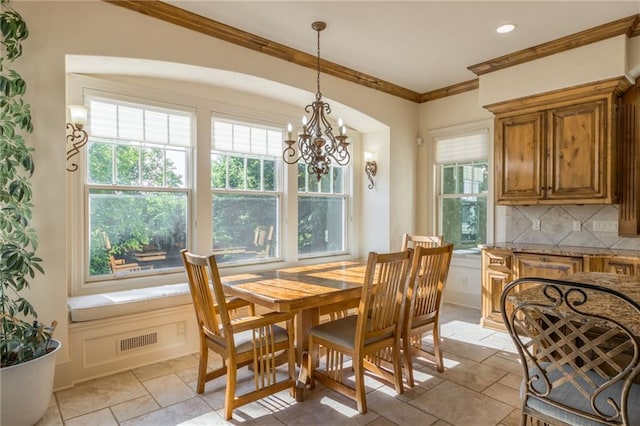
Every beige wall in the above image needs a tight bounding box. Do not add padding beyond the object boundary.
[17,1,418,388]
[480,35,630,106]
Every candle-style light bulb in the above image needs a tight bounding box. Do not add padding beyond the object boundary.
[287,123,293,140]
[340,125,347,136]
[302,116,308,133]
[338,118,344,127]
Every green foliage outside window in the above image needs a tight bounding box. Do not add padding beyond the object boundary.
[297,164,345,255]
[211,152,279,263]
[440,161,488,250]
[88,140,188,276]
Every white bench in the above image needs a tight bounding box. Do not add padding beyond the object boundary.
[67,283,193,322]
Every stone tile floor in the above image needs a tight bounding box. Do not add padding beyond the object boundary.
[37,304,524,425]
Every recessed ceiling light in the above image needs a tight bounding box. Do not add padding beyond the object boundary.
[496,23,516,34]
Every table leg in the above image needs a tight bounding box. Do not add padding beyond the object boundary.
[295,307,319,401]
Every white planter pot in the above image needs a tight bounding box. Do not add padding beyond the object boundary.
[1,339,61,426]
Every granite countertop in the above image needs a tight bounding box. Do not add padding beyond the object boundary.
[507,272,640,335]
[480,242,640,258]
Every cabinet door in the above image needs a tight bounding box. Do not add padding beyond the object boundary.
[495,112,545,203]
[481,250,512,329]
[514,253,582,279]
[546,100,606,201]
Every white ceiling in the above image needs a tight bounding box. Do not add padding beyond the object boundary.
[164,0,640,94]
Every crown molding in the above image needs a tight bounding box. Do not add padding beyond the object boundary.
[468,14,640,76]
[420,79,479,103]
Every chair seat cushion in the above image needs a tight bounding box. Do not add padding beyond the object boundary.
[524,364,640,426]
[234,324,289,354]
[309,315,393,350]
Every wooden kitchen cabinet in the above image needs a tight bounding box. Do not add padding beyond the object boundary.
[487,77,630,205]
[481,249,513,330]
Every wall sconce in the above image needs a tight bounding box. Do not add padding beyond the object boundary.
[364,152,377,189]
[66,105,89,172]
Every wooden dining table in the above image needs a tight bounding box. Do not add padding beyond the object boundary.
[221,260,366,399]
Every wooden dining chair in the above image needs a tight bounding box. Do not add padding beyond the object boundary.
[401,233,443,251]
[502,278,640,426]
[180,249,296,420]
[307,250,412,414]
[402,243,453,386]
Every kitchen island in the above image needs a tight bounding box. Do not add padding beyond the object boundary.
[480,243,640,329]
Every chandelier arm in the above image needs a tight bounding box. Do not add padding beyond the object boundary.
[282,145,301,165]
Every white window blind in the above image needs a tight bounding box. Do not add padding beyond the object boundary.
[88,98,192,146]
[213,119,282,156]
[434,131,488,164]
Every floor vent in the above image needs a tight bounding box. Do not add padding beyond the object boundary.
[119,332,158,353]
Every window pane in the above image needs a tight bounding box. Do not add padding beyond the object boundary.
[320,171,331,193]
[442,165,455,194]
[88,141,113,184]
[263,159,276,191]
[141,147,165,187]
[88,189,188,276]
[298,164,307,191]
[475,162,489,193]
[298,196,344,255]
[165,149,187,188]
[246,158,261,190]
[212,193,278,263]
[332,167,344,193]
[441,196,486,249]
[211,154,227,189]
[116,145,140,185]
[227,156,245,189]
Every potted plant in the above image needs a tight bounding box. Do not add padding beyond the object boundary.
[1,1,60,424]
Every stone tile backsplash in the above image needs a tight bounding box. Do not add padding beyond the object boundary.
[505,205,640,250]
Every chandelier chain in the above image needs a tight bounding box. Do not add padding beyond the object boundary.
[316,27,322,100]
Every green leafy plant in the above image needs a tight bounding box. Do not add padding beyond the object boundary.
[1,0,54,368]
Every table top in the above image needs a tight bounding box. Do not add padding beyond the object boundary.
[221,260,366,312]
[507,272,640,335]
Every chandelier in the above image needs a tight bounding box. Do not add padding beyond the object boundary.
[283,21,350,181]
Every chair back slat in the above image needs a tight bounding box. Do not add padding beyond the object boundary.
[401,233,443,251]
[501,278,640,425]
[357,250,412,349]
[405,244,453,330]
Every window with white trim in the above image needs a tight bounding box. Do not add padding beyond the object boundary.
[435,130,489,250]
[70,76,355,295]
[86,96,192,279]
[211,118,282,264]
[298,164,347,256]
